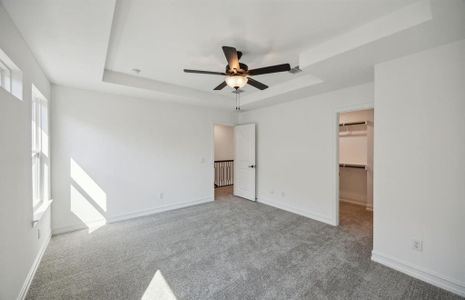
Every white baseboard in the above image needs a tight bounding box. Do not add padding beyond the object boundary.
[340,198,373,211]
[52,197,214,235]
[17,233,51,300]
[340,191,366,203]
[108,197,213,223]
[371,251,465,297]
[258,197,334,225]
[52,223,87,235]
[340,198,366,206]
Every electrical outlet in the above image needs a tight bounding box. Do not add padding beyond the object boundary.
[412,239,423,252]
[159,192,164,200]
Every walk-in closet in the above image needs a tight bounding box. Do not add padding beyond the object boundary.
[339,109,374,223]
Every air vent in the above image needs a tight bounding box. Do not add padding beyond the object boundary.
[289,66,302,74]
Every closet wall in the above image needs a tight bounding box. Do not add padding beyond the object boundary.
[339,109,374,209]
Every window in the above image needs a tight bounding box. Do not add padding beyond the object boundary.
[0,48,23,100]
[0,58,12,92]
[31,85,50,211]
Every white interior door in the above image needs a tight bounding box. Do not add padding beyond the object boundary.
[234,124,256,201]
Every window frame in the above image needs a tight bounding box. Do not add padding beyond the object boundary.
[0,58,12,92]
[0,47,23,100]
[31,86,49,212]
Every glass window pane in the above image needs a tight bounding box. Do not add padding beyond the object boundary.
[32,155,40,208]
[32,85,49,210]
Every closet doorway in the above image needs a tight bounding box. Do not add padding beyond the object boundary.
[337,109,374,236]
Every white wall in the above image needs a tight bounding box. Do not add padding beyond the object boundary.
[214,124,234,161]
[239,83,373,225]
[51,86,235,234]
[0,4,52,300]
[373,40,465,296]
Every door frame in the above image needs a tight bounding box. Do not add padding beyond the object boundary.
[333,103,374,226]
[211,122,236,200]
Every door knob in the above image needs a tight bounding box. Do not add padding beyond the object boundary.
[248,165,255,168]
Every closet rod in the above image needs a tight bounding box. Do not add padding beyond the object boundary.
[339,163,366,169]
[339,121,367,127]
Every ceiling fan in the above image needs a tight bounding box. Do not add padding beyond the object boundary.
[184,46,291,91]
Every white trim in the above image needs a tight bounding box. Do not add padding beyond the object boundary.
[0,57,12,92]
[17,233,51,300]
[340,198,373,210]
[340,190,366,203]
[240,74,323,106]
[32,200,53,227]
[52,224,89,236]
[0,48,23,100]
[52,197,214,235]
[109,197,213,223]
[258,197,334,226]
[299,0,432,68]
[371,251,465,297]
[340,198,366,207]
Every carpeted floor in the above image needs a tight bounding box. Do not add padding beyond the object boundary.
[27,196,461,299]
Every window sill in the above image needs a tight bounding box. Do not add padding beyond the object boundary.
[32,199,53,227]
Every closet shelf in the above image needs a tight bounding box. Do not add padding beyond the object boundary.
[339,163,367,170]
[339,121,367,127]
[339,132,367,137]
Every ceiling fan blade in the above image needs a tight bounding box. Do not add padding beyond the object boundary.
[213,81,227,90]
[184,69,225,75]
[222,46,240,70]
[247,77,268,90]
[248,63,291,76]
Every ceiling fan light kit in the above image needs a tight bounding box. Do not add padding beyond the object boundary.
[225,75,248,89]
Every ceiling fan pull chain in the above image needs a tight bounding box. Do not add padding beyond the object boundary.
[238,91,241,111]
[234,89,241,111]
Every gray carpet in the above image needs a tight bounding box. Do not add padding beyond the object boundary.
[27,196,462,300]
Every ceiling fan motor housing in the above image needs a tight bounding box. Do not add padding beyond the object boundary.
[226,62,248,75]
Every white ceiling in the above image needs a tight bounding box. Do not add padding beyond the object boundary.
[1,0,115,87]
[1,0,464,110]
[105,0,415,94]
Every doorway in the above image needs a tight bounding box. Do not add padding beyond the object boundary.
[213,124,235,199]
[213,123,256,201]
[337,109,374,236]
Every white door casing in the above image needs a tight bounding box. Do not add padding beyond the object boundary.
[234,124,256,201]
